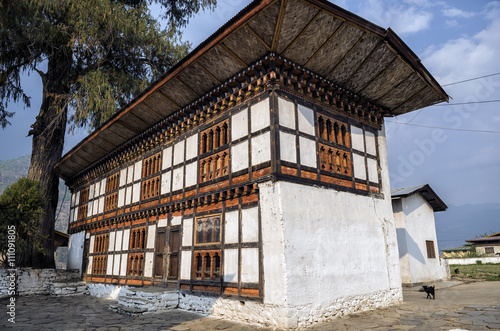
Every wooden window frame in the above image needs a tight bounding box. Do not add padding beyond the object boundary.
[194,215,221,245]
[426,240,436,259]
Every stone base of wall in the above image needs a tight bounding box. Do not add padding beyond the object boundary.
[0,268,81,299]
[178,287,403,329]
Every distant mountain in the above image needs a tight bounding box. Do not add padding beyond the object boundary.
[435,203,500,251]
[0,155,69,233]
[0,155,31,194]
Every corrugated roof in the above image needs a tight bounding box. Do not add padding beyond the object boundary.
[391,184,447,212]
[55,0,449,182]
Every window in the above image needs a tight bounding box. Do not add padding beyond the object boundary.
[93,234,109,253]
[426,240,436,259]
[200,151,229,183]
[130,227,146,250]
[485,247,494,254]
[127,253,144,276]
[319,144,351,176]
[77,187,89,220]
[317,115,350,147]
[193,250,221,280]
[104,173,119,211]
[92,256,107,275]
[195,215,221,244]
[141,153,161,200]
[200,120,229,154]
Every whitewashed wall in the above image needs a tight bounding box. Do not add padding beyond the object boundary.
[394,193,449,284]
[67,231,85,276]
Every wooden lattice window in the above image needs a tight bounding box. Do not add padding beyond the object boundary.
[104,173,119,212]
[127,253,144,276]
[92,255,107,275]
[77,187,89,220]
[200,151,229,183]
[130,227,146,250]
[192,250,221,280]
[143,152,161,178]
[141,176,160,200]
[485,247,494,254]
[200,120,229,154]
[319,143,352,176]
[317,115,350,148]
[93,234,109,253]
[105,173,119,192]
[426,240,436,259]
[195,215,221,244]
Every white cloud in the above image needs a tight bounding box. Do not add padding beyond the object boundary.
[442,7,475,18]
[358,0,433,35]
[445,19,458,28]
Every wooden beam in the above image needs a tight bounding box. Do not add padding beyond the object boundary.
[271,0,287,52]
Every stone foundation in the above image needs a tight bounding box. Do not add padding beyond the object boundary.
[0,268,80,299]
[178,287,402,329]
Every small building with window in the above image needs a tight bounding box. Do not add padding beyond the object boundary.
[56,0,448,328]
[392,184,449,286]
[466,232,500,256]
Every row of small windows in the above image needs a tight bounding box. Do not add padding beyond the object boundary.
[200,121,229,154]
[77,204,88,221]
[92,256,107,275]
[130,227,146,250]
[128,253,144,276]
[143,153,161,178]
[104,192,118,212]
[319,145,351,176]
[79,187,89,204]
[106,173,119,193]
[141,176,160,200]
[193,250,221,280]
[94,234,109,253]
[317,116,350,148]
[200,152,229,183]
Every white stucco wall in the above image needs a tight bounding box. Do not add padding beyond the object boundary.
[394,193,449,284]
[232,124,402,328]
[67,231,85,276]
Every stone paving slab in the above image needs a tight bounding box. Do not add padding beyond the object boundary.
[0,281,499,330]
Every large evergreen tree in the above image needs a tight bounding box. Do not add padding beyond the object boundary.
[0,0,216,268]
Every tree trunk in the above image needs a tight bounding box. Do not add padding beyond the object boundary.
[26,54,71,268]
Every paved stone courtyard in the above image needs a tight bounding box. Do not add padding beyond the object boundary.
[1,281,499,330]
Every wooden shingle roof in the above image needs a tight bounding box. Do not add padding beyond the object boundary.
[55,0,448,182]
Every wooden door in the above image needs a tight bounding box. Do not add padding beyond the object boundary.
[168,229,180,280]
[154,230,166,278]
[82,238,90,279]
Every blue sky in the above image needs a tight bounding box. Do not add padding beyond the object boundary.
[1,0,499,207]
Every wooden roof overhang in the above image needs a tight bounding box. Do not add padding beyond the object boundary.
[55,0,448,183]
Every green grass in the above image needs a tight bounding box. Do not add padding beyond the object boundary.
[450,263,500,281]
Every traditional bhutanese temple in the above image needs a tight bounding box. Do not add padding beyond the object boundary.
[55,0,448,328]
